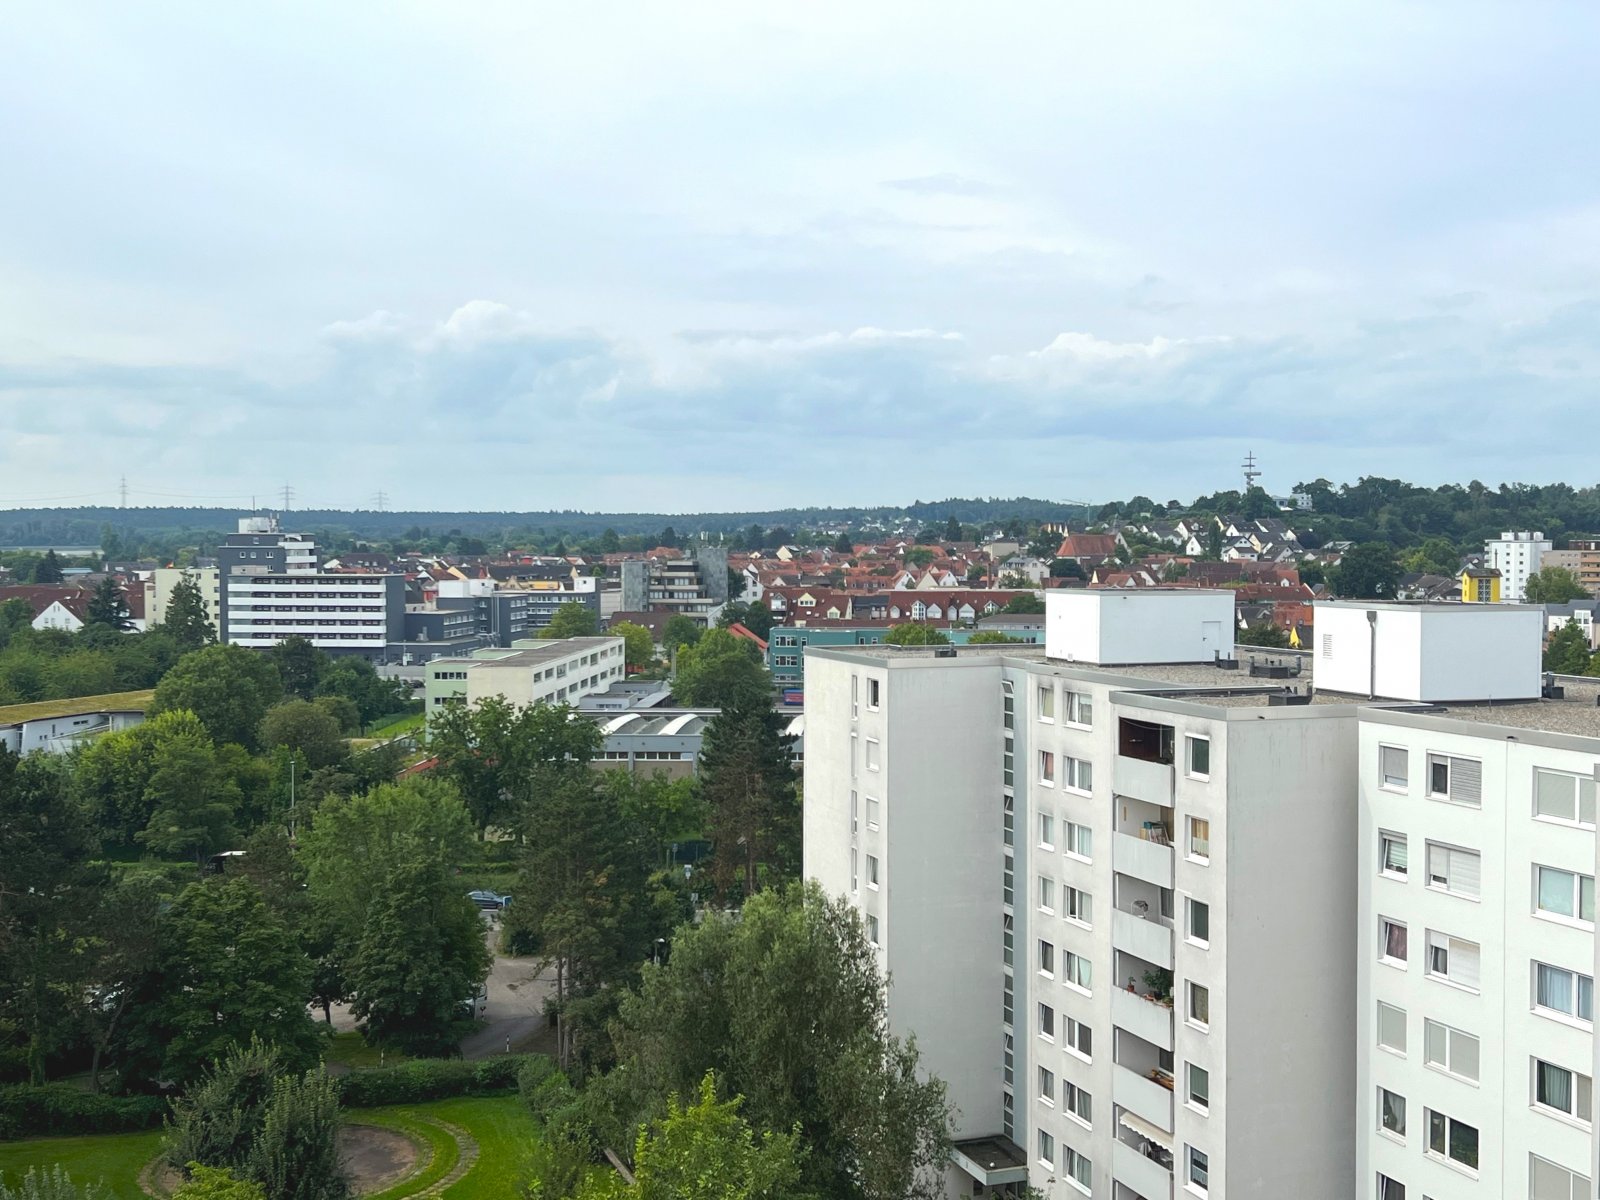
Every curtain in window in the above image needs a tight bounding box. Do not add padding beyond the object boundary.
[1384,922,1407,960]
[1383,836,1408,872]
[1538,1061,1573,1113]
[1538,964,1573,1013]
[1381,1089,1406,1134]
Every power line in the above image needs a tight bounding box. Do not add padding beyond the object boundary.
[371,491,388,512]
[119,475,128,508]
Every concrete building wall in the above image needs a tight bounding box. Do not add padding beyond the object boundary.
[145,568,222,635]
[1046,591,1234,666]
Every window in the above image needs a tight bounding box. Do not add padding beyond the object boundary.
[866,915,879,945]
[1426,843,1481,899]
[1187,1146,1209,1193]
[1535,962,1595,1023]
[1038,940,1055,977]
[867,677,880,709]
[1187,898,1211,945]
[865,739,880,771]
[1425,931,1481,990]
[1189,817,1211,861]
[1188,1063,1209,1112]
[851,790,859,835]
[1534,1059,1593,1124]
[1188,982,1210,1029]
[850,732,858,779]
[1063,951,1091,992]
[1380,831,1408,877]
[1377,1174,1405,1200]
[1065,821,1092,861]
[1038,1003,1055,1040]
[1187,735,1211,778]
[1039,813,1055,848]
[1002,854,1013,906]
[1377,1001,1407,1054]
[1063,755,1093,792]
[1038,1065,1055,1104]
[1065,1017,1091,1059]
[1038,876,1055,912]
[866,797,880,830]
[1065,690,1093,726]
[1037,1129,1054,1170]
[1379,1087,1406,1138]
[1065,885,1092,926]
[1426,1109,1479,1171]
[1535,769,1596,827]
[1039,684,1056,721]
[1427,753,1482,806]
[1062,1081,1091,1126]
[1063,1146,1091,1191]
[1537,866,1596,923]
[850,849,858,893]
[1530,1154,1591,1200]
[1423,1019,1480,1082]
[865,855,879,888]
[1379,918,1408,966]
[1380,744,1409,790]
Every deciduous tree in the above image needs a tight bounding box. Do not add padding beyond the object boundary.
[258,700,347,770]
[672,629,770,709]
[152,644,284,750]
[1525,565,1588,604]
[541,602,600,639]
[883,624,948,646]
[1544,619,1591,675]
[610,621,657,671]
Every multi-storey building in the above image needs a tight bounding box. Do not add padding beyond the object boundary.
[1486,531,1552,602]
[144,567,222,637]
[805,590,1588,1200]
[619,545,729,626]
[423,636,627,725]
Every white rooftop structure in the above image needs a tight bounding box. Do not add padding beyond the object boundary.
[1044,589,1236,666]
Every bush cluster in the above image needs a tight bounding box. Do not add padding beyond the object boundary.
[334,1054,536,1108]
[0,1084,167,1138]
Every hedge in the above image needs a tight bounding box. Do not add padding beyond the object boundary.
[335,1055,542,1109]
[0,1084,167,1139]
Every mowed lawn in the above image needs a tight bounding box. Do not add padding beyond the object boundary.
[0,1129,162,1197]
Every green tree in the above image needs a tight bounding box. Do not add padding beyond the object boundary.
[138,734,242,866]
[831,532,853,554]
[606,884,951,1200]
[673,629,771,709]
[32,550,64,584]
[157,574,216,650]
[1003,593,1045,614]
[258,700,347,770]
[1525,565,1588,604]
[579,1072,808,1200]
[315,657,405,729]
[883,624,949,646]
[166,1036,286,1174]
[0,1167,108,1200]
[245,1069,349,1200]
[698,704,799,899]
[83,873,165,1091]
[943,516,962,542]
[173,1168,266,1200]
[270,638,327,701]
[44,649,117,697]
[86,577,133,632]
[611,621,658,671]
[1400,537,1460,576]
[75,708,212,843]
[966,631,1021,644]
[1330,543,1402,600]
[662,615,702,655]
[599,528,622,554]
[0,596,35,647]
[152,644,284,750]
[1236,622,1290,648]
[311,693,362,736]
[541,602,600,639]
[1544,619,1591,675]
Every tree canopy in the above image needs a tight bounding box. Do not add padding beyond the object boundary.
[541,602,601,639]
[1524,565,1588,604]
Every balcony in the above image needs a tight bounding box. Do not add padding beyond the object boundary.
[1113,986,1174,1052]
[1114,755,1175,807]
[1113,908,1174,969]
[1113,832,1173,889]
[1113,1136,1174,1200]
[1113,1063,1174,1133]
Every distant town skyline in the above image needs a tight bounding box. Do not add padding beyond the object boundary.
[2,4,1597,510]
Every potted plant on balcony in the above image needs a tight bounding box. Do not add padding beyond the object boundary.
[1142,967,1174,1006]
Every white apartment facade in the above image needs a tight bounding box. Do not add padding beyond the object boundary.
[1486,531,1552,602]
[423,636,627,726]
[224,572,404,655]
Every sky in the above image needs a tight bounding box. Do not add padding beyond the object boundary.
[2,2,1598,514]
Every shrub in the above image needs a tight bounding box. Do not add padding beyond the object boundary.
[0,1167,110,1200]
[247,1070,348,1200]
[166,1037,284,1171]
[522,1071,577,1125]
[172,1167,266,1200]
[515,1056,559,1109]
[335,1054,542,1108]
[0,1084,166,1138]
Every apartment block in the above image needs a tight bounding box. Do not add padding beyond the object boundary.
[1486,531,1552,603]
[619,545,729,626]
[144,567,222,637]
[423,636,627,724]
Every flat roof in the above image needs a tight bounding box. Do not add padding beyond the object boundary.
[0,689,155,725]
[469,637,621,670]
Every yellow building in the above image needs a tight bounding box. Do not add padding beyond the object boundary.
[1459,566,1502,603]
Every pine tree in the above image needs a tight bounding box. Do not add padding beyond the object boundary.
[32,550,64,584]
[161,571,217,650]
[87,576,133,631]
[698,702,799,899]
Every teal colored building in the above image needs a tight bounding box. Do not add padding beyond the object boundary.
[767,620,1043,692]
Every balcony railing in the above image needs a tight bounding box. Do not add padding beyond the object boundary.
[1113,832,1174,889]
[1112,984,1174,1051]
[1114,755,1175,806]
[1113,908,1174,970]
[1113,1136,1174,1200]
[1113,1064,1174,1133]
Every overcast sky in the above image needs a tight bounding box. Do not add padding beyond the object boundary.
[2,3,1597,513]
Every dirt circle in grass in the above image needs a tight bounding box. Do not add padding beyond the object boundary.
[339,1123,422,1195]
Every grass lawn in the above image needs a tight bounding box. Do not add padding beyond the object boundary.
[427,1095,539,1199]
[367,709,426,738]
[0,1129,162,1198]
[325,1031,410,1071]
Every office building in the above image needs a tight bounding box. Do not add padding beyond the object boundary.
[423,636,627,724]
[619,545,729,626]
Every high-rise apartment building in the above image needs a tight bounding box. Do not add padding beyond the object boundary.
[1486,531,1552,602]
[804,590,1586,1200]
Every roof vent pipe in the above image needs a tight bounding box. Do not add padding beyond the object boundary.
[1366,609,1378,701]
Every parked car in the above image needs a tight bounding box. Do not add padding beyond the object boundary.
[466,890,511,911]
[458,983,489,1021]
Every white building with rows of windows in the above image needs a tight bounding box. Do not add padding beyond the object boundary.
[803,590,1594,1200]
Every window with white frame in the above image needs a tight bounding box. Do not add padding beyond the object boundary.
[1535,962,1595,1023]
[1426,842,1481,899]
[850,848,858,893]
[1189,816,1210,862]
[1379,1086,1406,1138]
[1425,930,1481,990]
[1187,735,1211,778]
[1425,1108,1479,1170]
[866,914,879,945]
[1038,684,1056,721]
[867,677,880,709]
[1380,831,1408,877]
[1037,1129,1054,1170]
[1038,876,1055,912]
[866,797,880,830]
[851,790,858,835]
[1379,917,1408,966]
[1534,768,1596,827]
[1037,1065,1055,1104]
[1038,939,1055,977]
[1188,1063,1209,1112]
[1424,1019,1480,1082]
[1065,1017,1091,1060]
[1536,865,1596,924]
[1530,1154,1591,1200]
[1377,1001,1407,1054]
[866,855,879,888]
[1039,750,1056,785]
[1188,981,1210,1029]
[865,739,880,771]
[1065,690,1093,726]
[1038,1003,1055,1040]
[1063,755,1093,792]
[1064,821,1092,861]
[1187,1146,1209,1193]
[1062,1146,1091,1192]
[1427,753,1482,805]
[1065,885,1092,926]
[1380,744,1408,791]
[1039,812,1055,848]
[1063,951,1092,992]
[1376,1174,1406,1200]
[1062,1081,1091,1126]
[1187,898,1211,945]
[1534,1059,1593,1124]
